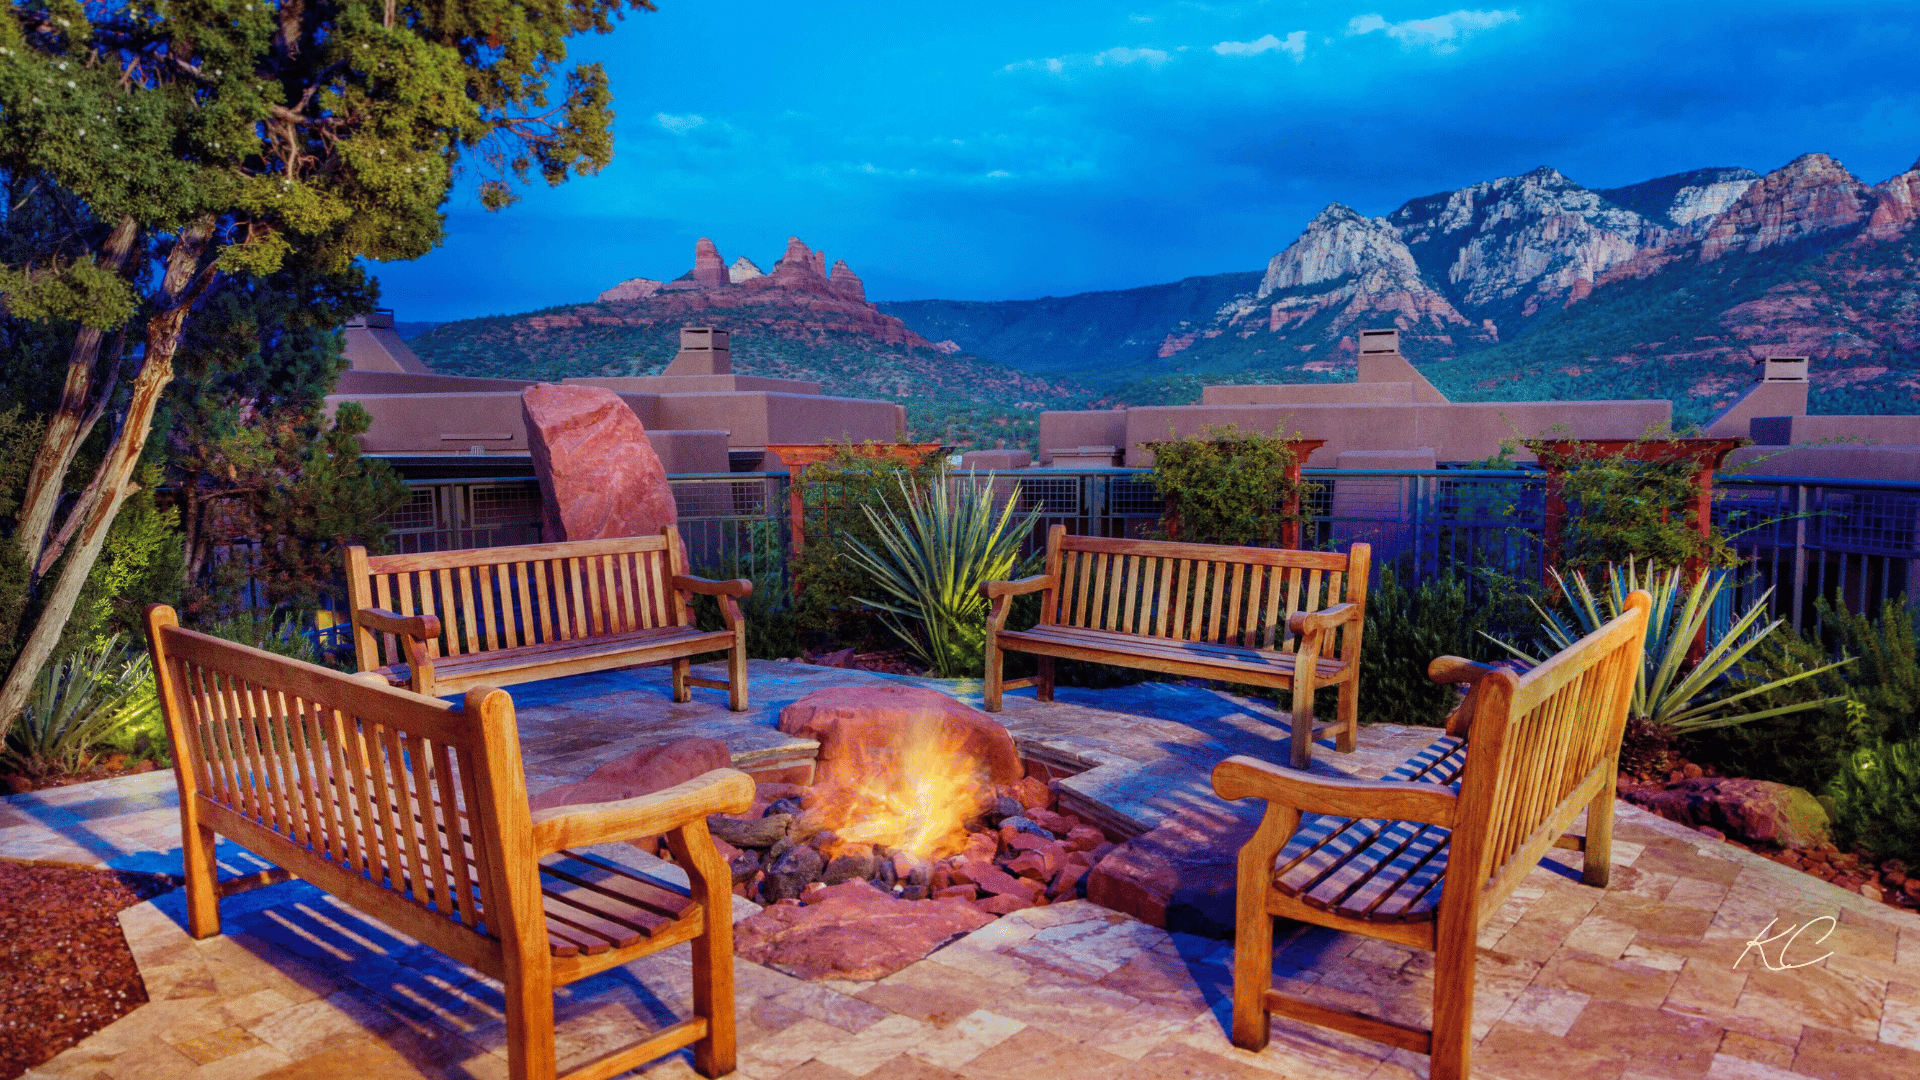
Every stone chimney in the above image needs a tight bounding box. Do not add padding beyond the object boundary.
[1705,355,1811,438]
[662,326,732,376]
[1355,327,1448,404]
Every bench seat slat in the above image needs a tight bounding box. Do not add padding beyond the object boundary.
[1001,625,1348,681]
[1270,734,1467,924]
[371,626,736,688]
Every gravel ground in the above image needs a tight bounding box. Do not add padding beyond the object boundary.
[0,863,176,1080]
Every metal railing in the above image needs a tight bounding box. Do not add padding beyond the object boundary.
[375,468,1920,627]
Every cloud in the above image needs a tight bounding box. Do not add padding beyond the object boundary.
[1213,31,1307,60]
[1348,9,1520,53]
[655,112,707,135]
[1093,46,1170,67]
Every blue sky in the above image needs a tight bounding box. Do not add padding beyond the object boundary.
[375,1,1920,322]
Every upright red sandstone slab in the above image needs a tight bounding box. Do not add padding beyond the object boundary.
[522,383,678,542]
[776,686,1023,788]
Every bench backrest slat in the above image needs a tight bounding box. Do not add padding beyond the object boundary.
[151,615,511,940]
[1043,531,1367,656]
[1451,594,1650,906]
[347,530,690,671]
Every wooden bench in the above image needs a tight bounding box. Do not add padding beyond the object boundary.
[346,529,751,709]
[145,604,755,1080]
[1210,590,1651,1080]
[982,526,1371,767]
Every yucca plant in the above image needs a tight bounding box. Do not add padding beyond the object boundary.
[1486,561,1850,734]
[3,636,160,779]
[844,472,1041,678]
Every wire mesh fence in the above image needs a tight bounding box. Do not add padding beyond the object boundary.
[371,468,1920,628]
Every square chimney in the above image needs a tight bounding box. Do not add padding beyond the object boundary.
[1761,357,1809,383]
[1359,328,1400,355]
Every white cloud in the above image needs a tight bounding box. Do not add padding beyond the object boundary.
[1347,9,1520,52]
[1213,31,1307,60]
[1093,46,1170,67]
[1045,57,1064,74]
[655,112,706,135]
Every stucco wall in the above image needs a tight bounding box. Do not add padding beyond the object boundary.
[1201,382,1415,406]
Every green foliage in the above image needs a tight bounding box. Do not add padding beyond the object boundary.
[0,406,45,675]
[1700,597,1920,791]
[1490,562,1850,735]
[844,473,1040,678]
[1534,435,1738,573]
[1,635,156,779]
[1828,736,1920,866]
[790,443,944,647]
[1147,424,1318,547]
[1359,569,1491,727]
[691,520,804,662]
[194,612,323,665]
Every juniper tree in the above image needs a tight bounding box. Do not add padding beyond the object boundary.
[0,0,653,733]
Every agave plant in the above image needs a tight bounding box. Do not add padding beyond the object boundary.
[1485,561,1850,734]
[3,636,160,778]
[844,472,1041,678]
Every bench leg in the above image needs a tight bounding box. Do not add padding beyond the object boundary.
[1428,936,1475,1080]
[1336,676,1358,754]
[1231,864,1277,1050]
[667,823,738,1078]
[672,658,692,703]
[983,638,1004,712]
[727,637,749,712]
[183,821,222,939]
[1287,680,1316,770]
[502,959,558,1080]
[1036,657,1055,703]
[1583,765,1617,888]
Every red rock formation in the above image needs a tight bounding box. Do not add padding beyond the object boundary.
[828,259,866,302]
[732,880,993,980]
[1866,158,1920,240]
[521,384,678,542]
[692,237,729,288]
[770,236,823,286]
[527,738,733,812]
[597,277,662,303]
[776,686,1022,788]
[1699,153,1873,262]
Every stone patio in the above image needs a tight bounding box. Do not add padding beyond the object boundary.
[5,660,1920,1079]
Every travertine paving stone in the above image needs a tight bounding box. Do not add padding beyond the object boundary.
[6,662,1918,1078]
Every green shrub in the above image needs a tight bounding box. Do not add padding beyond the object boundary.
[2,636,158,780]
[692,519,804,661]
[1359,569,1491,727]
[789,443,944,648]
[1828,736,1920,865]
[195,612,324,666]
[1697,596,1919,791]
[1533,435,1738,573]
[1147,424,1318,547]
[845,473,1040,678]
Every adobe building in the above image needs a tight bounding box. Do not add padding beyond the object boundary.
[1709,357,1920,481]
[1037,329,1672,468]
[330,317,907,474]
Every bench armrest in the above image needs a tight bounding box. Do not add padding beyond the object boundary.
[1286,602,1359,637]
[980,574,1054,600]
[1212,754,1456,828]
[672,574,754,599]
[1428,656,1498,685]
[528,767,757,855]
[356,606,442,642]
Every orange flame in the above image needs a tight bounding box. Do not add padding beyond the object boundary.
[799,714,994,862]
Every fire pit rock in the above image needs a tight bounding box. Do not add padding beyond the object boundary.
[777,686,1022,787]
[528,737,732,812]
[733,881,994,980]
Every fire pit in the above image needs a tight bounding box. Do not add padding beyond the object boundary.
[702,687,1116,979]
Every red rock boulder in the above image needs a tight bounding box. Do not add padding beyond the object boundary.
[777,686,1022,788]
[1087,802,1259,938]
[733,880,993,980]
[528,737,733,812]
[1640,777,1832,848]
[522,384,678,542]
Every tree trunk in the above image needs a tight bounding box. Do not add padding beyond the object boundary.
[14,217,141,566]
[0,220,215,735]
